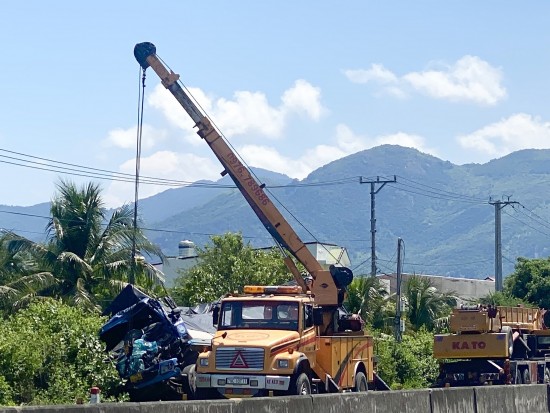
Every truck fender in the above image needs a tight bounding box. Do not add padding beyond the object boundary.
[292,355,311,376]
[353,360,367,378]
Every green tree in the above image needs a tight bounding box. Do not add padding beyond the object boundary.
[171,232,292,305]
[345,276,393,331]
[477,290,532,307]
[0,299,122,405]
[404,275,456,331]
[504,257,550,308]
[2,180,165,312]
[0,232,57,317]
[374,328,439,389]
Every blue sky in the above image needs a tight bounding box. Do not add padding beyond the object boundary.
[1,1,549,207]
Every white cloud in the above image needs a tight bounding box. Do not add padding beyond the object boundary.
[148,85,206,145]
[281,80,326,120]
[102,150,220,208]
[148,80,326,140]
[214,91,285,137]
[403,56,506,105]
[457,113,550,158]
[345,56,506,105]
[344,64,398,84]
[103,124,167,150]
[238,124,437,180]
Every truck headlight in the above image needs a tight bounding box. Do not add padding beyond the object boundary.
[277,359,289,368]
[199,358,209,367]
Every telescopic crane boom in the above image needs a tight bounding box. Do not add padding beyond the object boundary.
[134,42,352,306]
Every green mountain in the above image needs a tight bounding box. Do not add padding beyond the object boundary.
[146,145,550,280]
[2,146,549,280]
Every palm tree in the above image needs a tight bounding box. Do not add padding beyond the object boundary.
[0,233,57,315]
[345,276,394,330]
[404,274,457,331]
[4,180,165,312]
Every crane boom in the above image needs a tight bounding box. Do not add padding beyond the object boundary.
[134,42,352,306]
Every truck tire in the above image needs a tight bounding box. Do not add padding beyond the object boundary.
[544,367,550,384]
[195,387,221,400]
[522,368,531,384]
[182,364,196,400]
[501,326,514,356]
[353,372,368,392]
[512,368,520,384]
[290,373,311,395]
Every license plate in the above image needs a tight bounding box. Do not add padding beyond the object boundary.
[129,372,142,383]
[226,377,249,385]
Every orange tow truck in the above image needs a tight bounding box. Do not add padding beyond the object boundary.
[133,42,388,398]
[433,305,550,386]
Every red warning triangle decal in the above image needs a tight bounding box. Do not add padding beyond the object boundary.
[230,351,249,368]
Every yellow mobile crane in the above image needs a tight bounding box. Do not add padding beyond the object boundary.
[433,305,550,386]
[134,42,387,398]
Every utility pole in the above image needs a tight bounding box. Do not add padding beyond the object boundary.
[489,197,518,291]
[394,237,404,343]
[360,176,396,276]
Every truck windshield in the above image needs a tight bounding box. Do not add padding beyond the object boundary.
[219,301,299,331]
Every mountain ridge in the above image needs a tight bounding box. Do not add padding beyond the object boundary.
[2,145,550,280]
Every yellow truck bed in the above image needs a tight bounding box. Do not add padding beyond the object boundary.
[316,334,374,387]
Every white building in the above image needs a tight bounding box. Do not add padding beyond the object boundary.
[377,273,495,305]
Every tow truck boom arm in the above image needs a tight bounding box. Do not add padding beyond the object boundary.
[134,42,351,306]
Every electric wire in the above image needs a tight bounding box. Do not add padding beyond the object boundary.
[395,175,487,203]
[389,182,486,204]
[503,208,550,238]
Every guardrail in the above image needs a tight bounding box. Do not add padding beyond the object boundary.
[1,385,549,413]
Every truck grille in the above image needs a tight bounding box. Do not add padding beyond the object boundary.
[215,347,264,370]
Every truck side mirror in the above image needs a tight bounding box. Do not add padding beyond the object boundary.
[212,305,220,327]
[313,308,324,326]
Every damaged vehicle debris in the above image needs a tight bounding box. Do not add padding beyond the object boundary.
[99,285,215,401]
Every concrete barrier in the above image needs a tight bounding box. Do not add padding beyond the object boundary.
[142,399,241,413]
[236,395,313,413]
[430,387,476,413]
[475,384,548,413]
[311,389,432,413]
[1,385,549,413]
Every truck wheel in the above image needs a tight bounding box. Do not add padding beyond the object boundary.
[522,368,531,384]
[501,326,514,356]
[353,372,368,392]
[182,364,196,400]
[511,366,521,384]
[195,387,221,400]
[544,367,550,384]
[290,373,311,395]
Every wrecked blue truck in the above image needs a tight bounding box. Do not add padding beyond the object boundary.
[99,285,215,401]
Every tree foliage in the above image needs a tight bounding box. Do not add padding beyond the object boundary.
[0,299,122,405]
[1,180,165,313]
[404,275,456,331]
[345,276,394,331]
[477,290,533,307]
[170,233,292,305]
[504,256,550,308]
[374,328,439,389]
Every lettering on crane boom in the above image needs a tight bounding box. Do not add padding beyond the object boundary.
[451,341,487,350]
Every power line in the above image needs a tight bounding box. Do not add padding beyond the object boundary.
[395,175,487,203]
[0,148,363,190]
[390,182,486,204]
